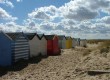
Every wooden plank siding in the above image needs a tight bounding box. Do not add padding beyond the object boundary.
[5,33,30,64]
[40,37,47,56]
[58,36,66,49]
[13,35,29,62]
[62,39,66,49]
[72,38,76,48]
[80,39,87,47]
[66,39,70,49]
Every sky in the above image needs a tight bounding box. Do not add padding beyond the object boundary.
[0,0,110,39]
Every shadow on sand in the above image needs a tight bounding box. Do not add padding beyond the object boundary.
[0,67,8,77]
[28,55,42,64]
[48,52,62,56]
[0,59,28,77]
[0,55,46,77]
[0,53,61,77]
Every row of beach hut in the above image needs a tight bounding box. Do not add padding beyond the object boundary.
[0,32,86,66]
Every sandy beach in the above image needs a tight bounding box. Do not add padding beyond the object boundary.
[0,43,110,80]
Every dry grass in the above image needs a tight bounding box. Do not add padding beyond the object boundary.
[87,39,110,54]
[99,41,110,54]
[87,39,110,44]
[74,47,92,56]
[82,49,92,56]
[99,41,110,48]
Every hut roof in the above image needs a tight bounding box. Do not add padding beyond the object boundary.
[66,36,69,39]
[25,33,36,40]
[75,38,80,41]
[37,34,43,38]
[57,35,66,40]
[70,37,73,39]
[37,34,44,40]
[6,32,23,40]
[66,36,71,39]
[72,37,75,40]
[45,35,55,40]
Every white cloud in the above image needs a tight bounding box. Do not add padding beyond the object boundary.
[64,7,98,21]
[0,22,40,32]
[1,0,110,39]
[59,0,110,21]
[40,21,56,30]
[103,8,110,14]
[71,0,110,10]
[28,0,110,22]
[28,5,58,21]
[0,7,17,21]
[0,22,22,32]
[97,16,110,24]
[16,0,22,2]
[29,21,35,27]
[0,0,14,8]
[28,11,50,20]
[0,19,110,39]
[91,23,110,33]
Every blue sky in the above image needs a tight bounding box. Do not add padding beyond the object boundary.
[0,0,110,39]
[0,0,70,24]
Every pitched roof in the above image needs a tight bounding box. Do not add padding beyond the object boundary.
[36,34,44,40]
[72,37,75,39]
[70,37,73,39]
[65,36,71,39]
[75,38,80,41]
[45,35,55,40]
[37,34,43,38]
[57,35,66,40]
[25,33,36,40]
[6,32,23,40]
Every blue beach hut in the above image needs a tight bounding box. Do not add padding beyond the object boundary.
[0,32,30,66]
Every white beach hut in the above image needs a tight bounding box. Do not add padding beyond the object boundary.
[58,35,66,49]
[80,39,87,47]
[72,38,76,48]
[25,33,41,57]
[75,38,80,46]
[37,34,47,56]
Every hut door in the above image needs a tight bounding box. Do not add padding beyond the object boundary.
[47,40,53,55]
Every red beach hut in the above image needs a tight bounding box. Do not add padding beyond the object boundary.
[45,35,61,55]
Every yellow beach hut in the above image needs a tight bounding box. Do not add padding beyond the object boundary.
[65,37,69,49]
[66,37,72,49]
[69,37,72,48]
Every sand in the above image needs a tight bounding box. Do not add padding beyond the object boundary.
[0,43,110,80]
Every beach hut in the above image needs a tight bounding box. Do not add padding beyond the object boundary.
[58,35,66,49]
[69,37,72,48]
[37,34,47,56]
[66,37,72,49]
[72,38,76,48]
[75,38,80,46]
[25,33,47,57]
[25,33,41,57]
[73,38,77,46]
[45,35,60,55]
[65,37,70,49]
[78,38,80,46]
[0,32,29,66]
[80,39,87,47]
